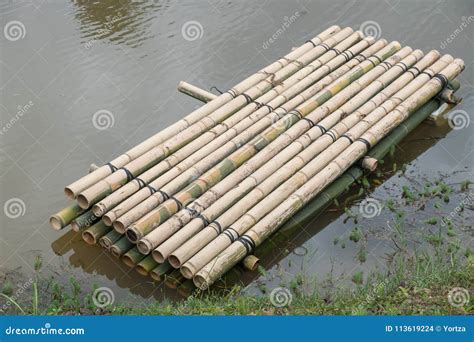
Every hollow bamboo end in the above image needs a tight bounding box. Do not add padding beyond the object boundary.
[113,220,126,234]
[82,231,96,245]
[180,264,195,280]
[152,250,165,264]
[126,227,140,243]
[64,187,75,200]
[49,215,64,230]
[102,214,113,227]
[150,270,162,282]
[76,194,90,209]
[242,255,259,271]
[135,265,149,276]
[71,222,79,232]
[110,246,121,258]
[99,237,111,249]
[92,203,104,217]
[121,255,136,268]
[137,240,152,255]
[193,274,209,290]
[361,156,378,172]
[168,254,181,269]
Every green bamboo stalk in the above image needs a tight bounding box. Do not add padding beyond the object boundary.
[109,236,134,258]
[49,203,85,230]
[70,210,99,232]
[98,229,122,249]
[121,247,145,268]
[149,261,172,282]
[126,41,401,243]
[81,220,111,245]
[135,255,159,276]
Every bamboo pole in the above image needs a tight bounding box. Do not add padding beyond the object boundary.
[70,210,99,232]
[178,81,218,103]
[181,53,453,279]
[126,41,401,244]
[135,255,159,276]
[146,47,419,260]
[108,36,382,232]
[98,229,122,249]
[121,246,145,268]
[150,261,172,282]
[95,31,366,220]
[49,203,85,230]
[109,236,134,258]
[82,220,111,245]
[164,269,186,289]
[64,25,342,200]
[193,58,465,289]
[75,28,348,209]
[161,50,435,266]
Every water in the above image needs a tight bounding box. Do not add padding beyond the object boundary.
[0,0,472,303]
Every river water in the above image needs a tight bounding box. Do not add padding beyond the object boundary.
[0,0,472,304]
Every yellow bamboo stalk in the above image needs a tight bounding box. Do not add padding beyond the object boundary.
[64,25,342,199]
[193,58,465,289]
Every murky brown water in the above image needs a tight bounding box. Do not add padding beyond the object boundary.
[0,0,472,303]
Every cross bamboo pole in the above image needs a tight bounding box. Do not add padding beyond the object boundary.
[64,25,342,200]
[160,50,434,266]
[75,29,347,209]
[98,229,122,249]
[177,81,218,103]
[181,53,453,279]
[94,30,363,220]
[49,203,85,230]
[192,58,465,289]
[108,37,383,233]
[82,220,111,245]
[139,46,413,256]
[125,41,401,244]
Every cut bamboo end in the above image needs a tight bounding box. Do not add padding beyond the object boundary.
[49,215,64,230]
[360,156,378,171]
[137,240,152,255]
[152,249,166,264]
[113,220,127,234]
[242,255,259,271]
[180,264,195,280]
[167,254,181,269]
[178,81,218,103]
[82,231,95,245]
[49,203,85,230]
[193,274,209,290]
[102,214,114,227]
[150,261,172,282]
[64,187,75,200]
[76,194,90,209]
[125,227,142,243]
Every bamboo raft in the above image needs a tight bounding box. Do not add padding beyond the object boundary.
[50,26,465,291]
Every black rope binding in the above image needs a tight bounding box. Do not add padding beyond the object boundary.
[157,189,170,201]
[340,134,354,144]
[196,213,210,226]
[169,196,183,210]
[433,74,449,90]
[237,235,256,255]
[356,137,371,150]
[305,39,317,48]
[135,177,147,190]
[119,167,134,182]
[107,162,118,173]
[210,86,223,94]
[147,184,158,195]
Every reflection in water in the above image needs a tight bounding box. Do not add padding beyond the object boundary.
[50,120,455,299]
[72,0,168,48]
